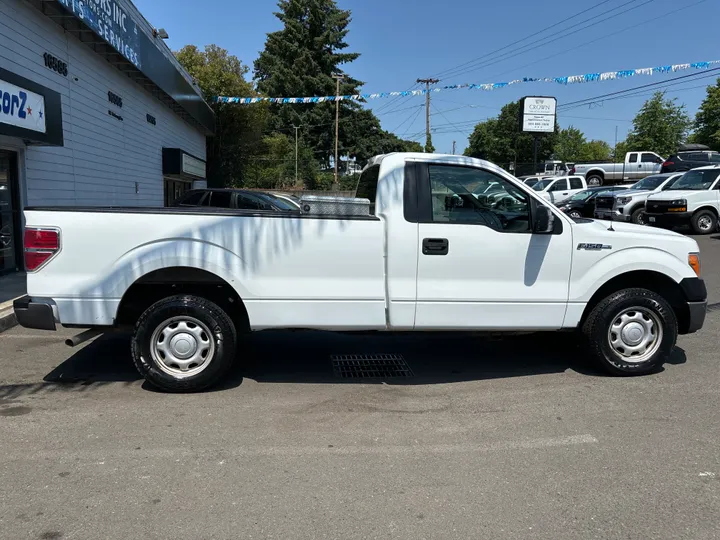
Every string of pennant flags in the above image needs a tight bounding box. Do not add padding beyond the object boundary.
[215,60,720,105]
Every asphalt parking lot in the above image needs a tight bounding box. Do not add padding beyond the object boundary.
[1,233,719,540]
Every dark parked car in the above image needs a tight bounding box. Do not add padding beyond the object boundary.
[555,186,628,218]
[173,189,300,211]
[661,144,720,173]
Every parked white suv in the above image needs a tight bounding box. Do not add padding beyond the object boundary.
[645,166,720,234]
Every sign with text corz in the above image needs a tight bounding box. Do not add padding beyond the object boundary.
[55,0,142,69]
[0,78,46,134]
[521,96,557,133]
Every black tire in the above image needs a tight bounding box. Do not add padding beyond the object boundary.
[586,174,603,187]
[131,295,237,392]
[581,288,677,376]
[630,207,647,225]
[568,210,583,219]
[691,210,717,235]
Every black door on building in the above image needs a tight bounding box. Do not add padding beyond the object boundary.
[0,151,21,275]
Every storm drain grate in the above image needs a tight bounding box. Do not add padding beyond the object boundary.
[707,302,720,313]
[331,354,414,379]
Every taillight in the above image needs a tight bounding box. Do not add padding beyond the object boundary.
[663,161,674,167]
[24,228,60,271]
[570,167,576,175]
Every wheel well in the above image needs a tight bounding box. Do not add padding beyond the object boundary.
[580,270,690,333]
[115,267,250,333]
[693,206,719,218]
[586,170,604,179]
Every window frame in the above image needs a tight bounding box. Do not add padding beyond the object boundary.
[628,153,639,163]
[569,177,584,189]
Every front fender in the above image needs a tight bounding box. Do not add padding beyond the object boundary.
[569,247,691,303]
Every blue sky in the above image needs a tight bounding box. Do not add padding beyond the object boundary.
[135,0,720,155]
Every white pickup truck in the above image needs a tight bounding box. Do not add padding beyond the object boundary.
[645,165,720,234]
[14,153,707,392]
[530,175,588,204]
[573,152,665,186]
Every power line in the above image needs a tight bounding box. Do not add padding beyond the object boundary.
[393,105,424,135]
[482,0,709,84]
[438,0,655,82]
[557,67,720,111]
[431,0,618,80]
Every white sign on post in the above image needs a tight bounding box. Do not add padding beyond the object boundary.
[521,96,556,133]
[0,78,47,134]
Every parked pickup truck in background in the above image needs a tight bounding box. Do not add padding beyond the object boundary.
[531,175,587,204]
[593,173,684,225]
[14,153,707,392]
[573,152,665,186]
[645,166,720,234]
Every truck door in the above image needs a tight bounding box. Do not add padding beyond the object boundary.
[627,153,641,179]
[641,153,663,177]
[414,163,572,330]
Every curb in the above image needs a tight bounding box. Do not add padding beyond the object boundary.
[0,300,18,334]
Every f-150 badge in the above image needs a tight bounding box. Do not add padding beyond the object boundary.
[577,243,612,250]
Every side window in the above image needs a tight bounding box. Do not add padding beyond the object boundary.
[569,178,583,189]
[428,165,530,233]
[237,194,265,210]
[710,154,720,163]
[688,153,705,161]
[356,165,380,212]
[549,179,568,192]
[206,191,232,208]
[176,191,205,206]
[629,153,638,163]
[642,153,661,163]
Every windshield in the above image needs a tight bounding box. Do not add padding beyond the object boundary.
[532,179,554,191]
[630,176,664,190]
[667,170,720,191]
[266,195,298,210]
[569,190,595,201]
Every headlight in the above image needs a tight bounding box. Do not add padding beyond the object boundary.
[616,196,632,205]
[670,199,687,206]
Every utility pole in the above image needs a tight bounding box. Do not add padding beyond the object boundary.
[292,125,300,185]
[332,73,344,186]
[452,140,456,155]
[417,78,439,153]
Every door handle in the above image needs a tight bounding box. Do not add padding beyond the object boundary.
[422,238,449,255]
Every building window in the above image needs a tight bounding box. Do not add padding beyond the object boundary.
[164,178,192,206]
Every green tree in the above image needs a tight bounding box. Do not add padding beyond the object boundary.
[176,44,268,188]
[581,140,612,161]
[254,0,363,168]
[693,79,720,151]
[624,92,691,157]
[554,127,586,162]
[464,101,557,173]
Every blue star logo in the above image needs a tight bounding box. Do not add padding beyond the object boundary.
[39,110,43,119]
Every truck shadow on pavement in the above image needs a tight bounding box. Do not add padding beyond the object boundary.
[0,329,685,397]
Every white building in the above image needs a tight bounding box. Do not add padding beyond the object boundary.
[0,0,214,276]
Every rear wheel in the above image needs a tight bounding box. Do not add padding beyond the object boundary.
[691,210,717,235]
[630,207,647,225]
[586,174,604,187]
[581,288,677,376]
[131,295,237,392]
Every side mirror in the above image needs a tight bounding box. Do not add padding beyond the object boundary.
[533,204,555,234]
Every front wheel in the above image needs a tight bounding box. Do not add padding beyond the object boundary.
[568,210,583,219]
[631,207,647,225]
[581,288,677,376]
[131,295,237,392]
[691,210,717,235]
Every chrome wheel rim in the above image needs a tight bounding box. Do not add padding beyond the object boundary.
[607,307,663,363]
[150,316,215,377]
[587,177,601,187]
[697,215,713,231]
[569,211,582,218]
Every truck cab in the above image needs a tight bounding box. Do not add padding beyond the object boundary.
[531,175,587,204]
